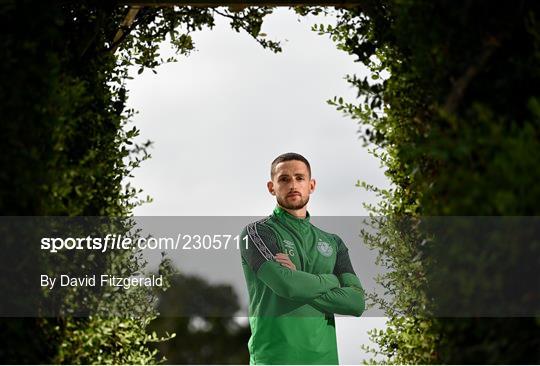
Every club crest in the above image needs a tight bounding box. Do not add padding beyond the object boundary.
[317,240,333,257]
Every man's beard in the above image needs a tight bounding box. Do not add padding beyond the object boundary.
[277,194,310,210]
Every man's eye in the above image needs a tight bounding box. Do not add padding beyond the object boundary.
[296,177,304,181]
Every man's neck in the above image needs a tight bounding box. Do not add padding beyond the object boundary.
[279,205,307,219]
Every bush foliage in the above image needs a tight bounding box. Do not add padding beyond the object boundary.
[0,1,278,363]
[309,1,540,363]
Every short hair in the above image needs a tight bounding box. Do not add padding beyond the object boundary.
[270,152,311,179]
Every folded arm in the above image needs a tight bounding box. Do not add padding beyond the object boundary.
[240,224,340,302]
[257,260,340,302]
[309,235,365,316]
[309,272,365,316]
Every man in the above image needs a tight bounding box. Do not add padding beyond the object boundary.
[240,152,365,365]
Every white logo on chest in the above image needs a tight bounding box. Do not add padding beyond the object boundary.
[283,239,296,257]
[317,240,333,257]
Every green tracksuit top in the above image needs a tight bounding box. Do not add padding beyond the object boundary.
[240,206,365,365]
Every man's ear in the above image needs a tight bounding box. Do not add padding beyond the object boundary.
[309,178,316,194]
[267,181,275,195]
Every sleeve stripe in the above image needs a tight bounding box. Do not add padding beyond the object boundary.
[246,218,274,262]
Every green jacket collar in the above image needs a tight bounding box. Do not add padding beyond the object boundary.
[273,206,311,227]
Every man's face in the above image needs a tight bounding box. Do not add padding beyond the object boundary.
[267,160,316,210]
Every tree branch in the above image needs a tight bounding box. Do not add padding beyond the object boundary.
[109,6,143,53]
[443,36,501,114]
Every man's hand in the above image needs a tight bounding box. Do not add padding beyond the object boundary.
[275,253,296,271]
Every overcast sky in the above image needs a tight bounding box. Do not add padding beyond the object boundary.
[125,7,390,364]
